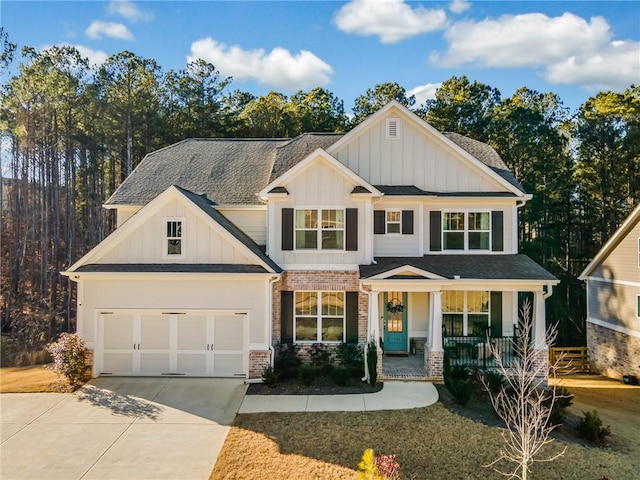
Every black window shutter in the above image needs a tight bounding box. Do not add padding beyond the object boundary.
[401,210,414,235]
[282,208,294,251]
[429,211,441,251]
[374,210,385,234]
[346,292,359,344]
[490,291,503,337]
[346,208,358,251]
[281,291,294,343]
[491,211,504,252]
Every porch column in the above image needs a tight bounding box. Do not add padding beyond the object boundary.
[370,291,380,347]
[431,291,443,352]
[534,290,547,349]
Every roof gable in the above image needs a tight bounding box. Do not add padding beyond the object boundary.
[66,185,281,274]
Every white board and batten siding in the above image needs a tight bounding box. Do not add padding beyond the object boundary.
[332,114,504,193]
[271,158,368,268]
[95,198,255,265]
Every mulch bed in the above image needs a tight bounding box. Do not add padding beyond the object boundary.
[246,376,383,395]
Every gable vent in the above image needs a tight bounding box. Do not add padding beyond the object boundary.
[386,118,400,139]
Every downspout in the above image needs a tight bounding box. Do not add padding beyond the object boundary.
[359,282,372,383]
[543,283,553,299]
[268,275,281,368]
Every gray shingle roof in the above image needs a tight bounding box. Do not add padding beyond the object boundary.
[269,133,344,182]
[443,132,525,193]
[75,264,270,274]
[175,186,282,273]
[359,255,557,281]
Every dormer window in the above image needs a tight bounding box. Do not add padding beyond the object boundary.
[386,118,400,139]
[165,218,185,258]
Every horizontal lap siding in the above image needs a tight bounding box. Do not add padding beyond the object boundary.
[592,220,640,282]
[587,280,640,332]
[217,209,267,246]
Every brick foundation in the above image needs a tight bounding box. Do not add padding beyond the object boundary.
[425,348,444,379]
[249,350,271,379]
[587,322,640,380]
[84,349,95,380]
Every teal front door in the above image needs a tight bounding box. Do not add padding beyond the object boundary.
[383,292,408,352]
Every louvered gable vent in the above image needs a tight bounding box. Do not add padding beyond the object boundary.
[386,118,400,139]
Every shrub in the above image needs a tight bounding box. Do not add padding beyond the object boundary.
[544,387,574,426]
[274,343,301,379]
[483,369,506,394]
[299,363,317,385]
[367,341,378,386]
[357,449,382,480]
[447,378,473,406]
[374,453,401,480]
[309,343,331,376]
[449,365,470,381]
[261,365,279,387]
[331,365,351,386]
[46,333,87,388]
[337,342,364,377]
[576,410,611,444]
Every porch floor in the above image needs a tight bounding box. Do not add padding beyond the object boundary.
[381,353,431,381]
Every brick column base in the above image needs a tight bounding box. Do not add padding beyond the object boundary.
[84,350,94,380]
[425,348,444,379]
[249,350,271,379]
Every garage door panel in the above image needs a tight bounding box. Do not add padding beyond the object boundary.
[140,314,170,350]
[213,353,244,375]
[177,315,208,350]
[103,352,133,373]
[214,315,244,350]
[178,354,207,373]
[103,314,134,349]
[140,353,170,373]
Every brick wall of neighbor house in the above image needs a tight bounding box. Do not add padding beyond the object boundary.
[587,323,640,380]
[272,271,368,345]
[249,350,271,379]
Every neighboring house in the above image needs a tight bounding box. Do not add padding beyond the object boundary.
[63,101,558,380]
[579,204,640,380]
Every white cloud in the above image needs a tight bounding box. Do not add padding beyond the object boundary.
[449,0,471,14]
[85,21,134,40]
[408,82,442,105]
[188,38,334,91]
[107,0,153,22]
[545,40,640,91]
[431,13,610,68]
[334,0,447,44]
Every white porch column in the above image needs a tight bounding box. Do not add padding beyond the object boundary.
[534,290,547,349]
[431,291,443,352]
[370,291,380,347]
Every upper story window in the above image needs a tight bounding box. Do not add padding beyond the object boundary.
[294,291,345,342]
[386,210,401,234]
[442,290,490,336]
[164,218,185,258]
[443,211,490,251]
[374,209,414,235]
[295,208,344,250]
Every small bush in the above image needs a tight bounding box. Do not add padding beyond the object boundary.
[309,343,332,376]
[261,365,279,387]
[483,369,505,394]
[274,343,301,379]
[545,387,574,426]
[337,342,364,377]
[447,378,473,406]
[449,365,470,381]
[299,363,317,386]
[367,341,378,386]
[46,333,87,388]
[331,365,351,386]
[576,410,611,444]
[374,453,401,480]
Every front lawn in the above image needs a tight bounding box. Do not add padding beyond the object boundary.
[211,387,638,480]
[0,364,65,393]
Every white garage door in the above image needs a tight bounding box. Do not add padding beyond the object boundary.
[98,310,247,377]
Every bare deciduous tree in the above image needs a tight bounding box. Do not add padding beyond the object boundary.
[482,299,565,480]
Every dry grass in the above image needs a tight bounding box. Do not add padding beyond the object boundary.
[211,402,638,480]
[0,364,68,393]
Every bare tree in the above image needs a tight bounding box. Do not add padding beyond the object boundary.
[482,299,565,480]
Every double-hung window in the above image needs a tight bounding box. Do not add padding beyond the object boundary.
[443,211,490,251]
[294,291,345,342]
[442,290,490,336]
[295,208,344,250]
[164,218,184,258]
[386,210,401,234]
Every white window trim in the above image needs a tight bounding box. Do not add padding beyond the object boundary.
[294,207,346,251]
[163,217,186,259]
[442,210,492,252]
[442,291,491,336]
[636,294,640,319]
[293,291,346,343]
[385,118,400,139]
[385,209,402,235]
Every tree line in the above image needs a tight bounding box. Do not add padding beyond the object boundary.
[1,30,638,360]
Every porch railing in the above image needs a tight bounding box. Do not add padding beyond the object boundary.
[443,330,518,369]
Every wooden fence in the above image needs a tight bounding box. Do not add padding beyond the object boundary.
[549,346,590,373]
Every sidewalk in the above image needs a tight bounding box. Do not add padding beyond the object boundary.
[239,381,438,413]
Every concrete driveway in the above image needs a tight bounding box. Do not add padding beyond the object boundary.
[0,377,247,480]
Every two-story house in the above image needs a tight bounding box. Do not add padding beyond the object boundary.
[63,101,558,380]
[579,204,640,380]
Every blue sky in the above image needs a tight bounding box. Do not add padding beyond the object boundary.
[3,1,639,112]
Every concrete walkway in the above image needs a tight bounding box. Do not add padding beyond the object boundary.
[239,380,438,413]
